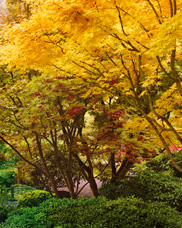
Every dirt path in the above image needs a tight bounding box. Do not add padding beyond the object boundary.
[59,179,103,198]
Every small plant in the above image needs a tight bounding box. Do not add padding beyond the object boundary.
[18,190,52,207]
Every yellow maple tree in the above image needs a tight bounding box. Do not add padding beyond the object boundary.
[1,0,182,175]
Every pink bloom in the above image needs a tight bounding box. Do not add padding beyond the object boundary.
[170,146,182,152]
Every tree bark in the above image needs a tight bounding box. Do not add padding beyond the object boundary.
[73,153,99,197]
[110,158,133,183]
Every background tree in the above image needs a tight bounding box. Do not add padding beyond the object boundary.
[16,0,181,172]
[1,0,180,197]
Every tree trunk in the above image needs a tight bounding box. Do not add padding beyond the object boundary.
[110,158,133,183]
[73,153,99,197]
[87,168,99,197]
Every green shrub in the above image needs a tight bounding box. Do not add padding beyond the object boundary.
[0,205,15,223]
[4,206,51,228]
[0,169,16,187]
[99,170,182,211]
[99,181,123,200]
[41,197,103,227]
[18,190,52,207]
[132,150,182,177]
[168,151,182,177]
[39,197,182,228]
[0,206,7,223]
[3,196,182,228]
[101,198,182,228]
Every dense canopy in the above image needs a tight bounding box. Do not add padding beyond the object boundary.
[1,0,182,197]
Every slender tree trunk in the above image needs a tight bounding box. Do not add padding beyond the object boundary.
[52,140,76,198]
[87,168,99,197]
[73,153,99,197]
[111,153,116,178]
[35,134,63,198]
[65,171,76,198]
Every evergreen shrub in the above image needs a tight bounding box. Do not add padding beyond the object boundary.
[17,190,52,207]
[4,206,51,228]
[99,170,182,211]
[3,197,182,228]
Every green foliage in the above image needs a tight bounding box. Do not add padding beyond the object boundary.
[144,154,171,173]
[4,206,51,228]
[12,184,37,199]
[3,197,182,228]
[0,206,8,223]
[0,143,9,153]
[0,189,9,206]
[41,197,102,227]
[99,182,122,200]
[0,184,11,206]
[132,151,182,177]
[99,170,182,211]
[0,205,15,223]
[17,190,52,207]
[0,144,18,170]
[0,169,16,187]
[171,151,182,177]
